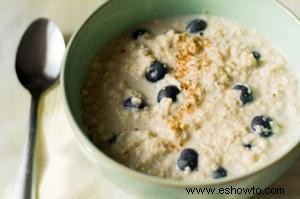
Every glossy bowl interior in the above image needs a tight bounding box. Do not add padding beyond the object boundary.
[61,0,300,198]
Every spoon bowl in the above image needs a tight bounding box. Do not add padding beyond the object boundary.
[16,18,64,95]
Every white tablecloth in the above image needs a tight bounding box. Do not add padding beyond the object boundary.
[0,0,299,198]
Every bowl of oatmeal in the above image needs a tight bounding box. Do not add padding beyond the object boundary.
[61,0,300,198]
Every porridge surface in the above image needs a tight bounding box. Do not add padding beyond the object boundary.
[81,15,300,180]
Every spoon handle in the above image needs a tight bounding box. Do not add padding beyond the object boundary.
[19,94,40,199]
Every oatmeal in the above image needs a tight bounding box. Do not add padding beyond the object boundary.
[81,15,300,180]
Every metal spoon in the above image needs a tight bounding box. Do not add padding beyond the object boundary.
[15,18,65,199]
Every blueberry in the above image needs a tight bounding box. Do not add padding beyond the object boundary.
[233,84,253,105]
[132,29,150,39]
[251,51,261,61]
[145,61,168,82]
[243,143,252,150]
[123,97,145,110]
[212,166,227,179]
[107,133,118,144]
[177,148,198,171]
[251,115,273,138]
[157,85,180,103]
[186,19,207,34]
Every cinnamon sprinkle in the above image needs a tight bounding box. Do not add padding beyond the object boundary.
[165,33,212,136]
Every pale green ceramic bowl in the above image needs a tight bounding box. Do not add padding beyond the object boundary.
[61,0,300,198]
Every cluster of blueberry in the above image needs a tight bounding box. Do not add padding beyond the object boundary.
[177,115,273,178]
[177,148,228,178]
[131,18,207,40]
[231,53,274,139]
[121,19,274,178]
[175,48,274,178]
[124,19,208,109]
[122,60,180,109]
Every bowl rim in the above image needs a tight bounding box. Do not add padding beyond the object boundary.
[61,0,300,187]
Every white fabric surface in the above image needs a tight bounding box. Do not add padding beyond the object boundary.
[0,0,299,198]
